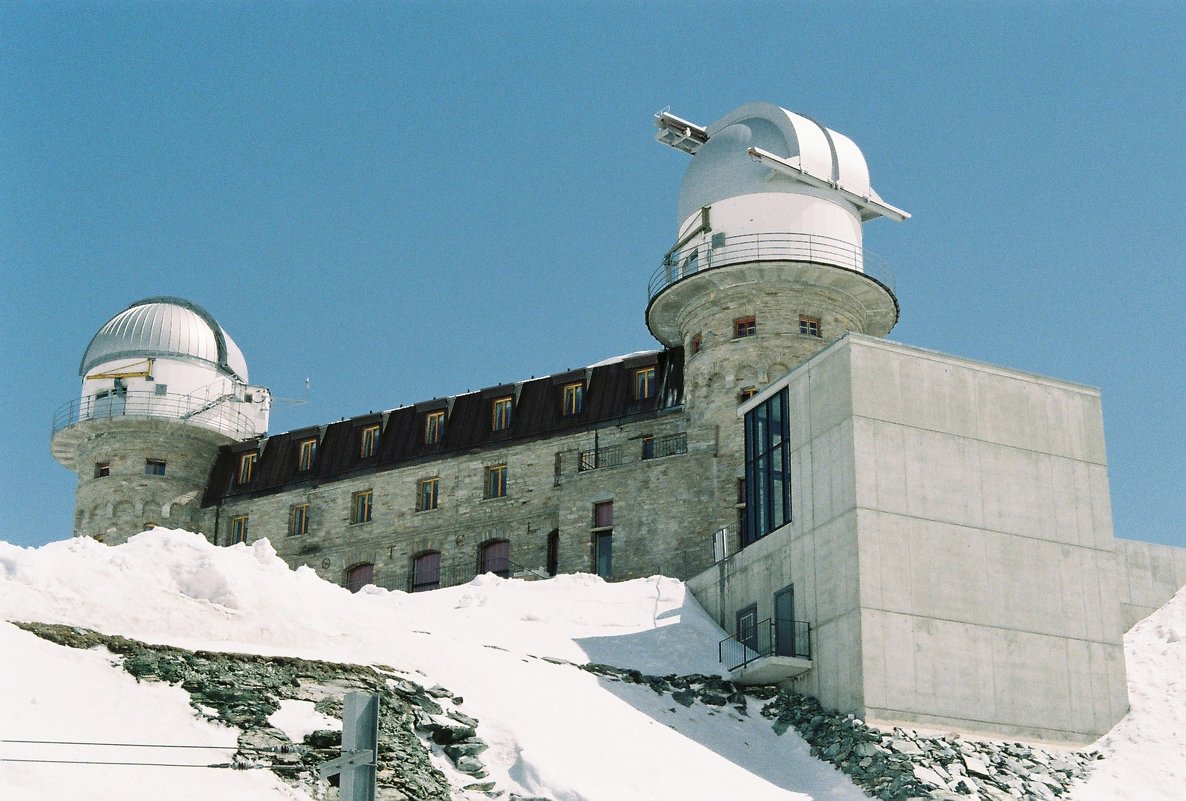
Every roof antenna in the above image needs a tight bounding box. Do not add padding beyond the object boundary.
[274,376,311,406]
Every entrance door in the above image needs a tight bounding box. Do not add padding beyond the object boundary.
[774,586,795,657]
[736,604,758,654]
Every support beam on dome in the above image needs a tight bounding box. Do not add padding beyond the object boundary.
[747,146,910,222]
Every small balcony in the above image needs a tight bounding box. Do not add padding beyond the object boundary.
[718,617,812,686]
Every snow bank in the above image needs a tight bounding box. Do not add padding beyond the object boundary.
[1071,584,1186,801]
[0,529,864,800]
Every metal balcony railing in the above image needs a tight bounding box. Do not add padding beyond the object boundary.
[719,618,812,671]
[648,231,894,302]
[51,390,259,440]
[578,444,625,472]
[642,431,687,460]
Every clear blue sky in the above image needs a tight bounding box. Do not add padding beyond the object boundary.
[2,2,1183,549]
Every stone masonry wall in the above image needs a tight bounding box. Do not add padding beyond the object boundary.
[218,411,728,590]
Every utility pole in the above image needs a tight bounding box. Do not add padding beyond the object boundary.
[318,692,379,801]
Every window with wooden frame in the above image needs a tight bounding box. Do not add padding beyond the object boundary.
[417,477,439,512]
[633,367,657,401]
[733,316,756,338]
[289,503,310,536]
[351,489,373,524]
[237,452,257,484]
[297,438,317,471]
[492,396,513,431]
[561,382,584,416]
[94,462,110,478]
[411,551,441,592]
[690,333,703,355]
[230,514,249,545]
[738,386,758,403]
[484,464,508,499]
[359,424,380,458]
[424,410,445,445]
[799,315,821,337]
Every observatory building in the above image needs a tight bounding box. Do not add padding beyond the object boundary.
[52,102,1186,745]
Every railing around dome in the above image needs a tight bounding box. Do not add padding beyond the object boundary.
[51,390,258,440]
[648,232,895,303]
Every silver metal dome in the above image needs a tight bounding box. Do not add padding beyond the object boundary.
[79,297,248,381]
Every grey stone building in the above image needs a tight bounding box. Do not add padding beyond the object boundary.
[52,102,1186,745]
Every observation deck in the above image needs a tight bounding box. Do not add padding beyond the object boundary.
[50,390,259,468]
[645,231,899,347]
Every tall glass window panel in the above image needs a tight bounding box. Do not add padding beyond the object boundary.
[744,387,791,545]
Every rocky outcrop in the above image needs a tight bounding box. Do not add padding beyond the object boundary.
[16,623,486,800]
[574,662,1098,801]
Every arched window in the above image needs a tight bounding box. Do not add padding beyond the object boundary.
[480,540,510,578]
[411,551,441,593]
[346,563,374,593]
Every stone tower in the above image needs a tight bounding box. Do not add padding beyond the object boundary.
[51,297,271,544]
[647,102,908,542]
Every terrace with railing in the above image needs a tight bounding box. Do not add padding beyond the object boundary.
[51,389,258,441]
[648,231,895,303]
[719,617,813,685]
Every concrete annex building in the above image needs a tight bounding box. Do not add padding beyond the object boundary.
[52,102,1186,745]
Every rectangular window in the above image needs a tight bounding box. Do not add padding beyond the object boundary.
[145,459,166,476]
[738,386,758,403]
[484,464,508,499]
[690,333,702,355]
[424,410,445,445]
[230,514,249,545]
[297,438,317,471]
[359,424,380,458]
[641,435,654,460]
[594,532,613,579]
[289,503,310,536]
[351,490,373,524]
[154,384,168,396]
[799,316,821,337]
[743,386,792,546]
[417,477,439,511]
[593,500,613,529]
[633,367,656,400]
[492,396,513,431]
[237,452,257,484]
[561,382,584,416]
[94,462,110,478]
[733,316,756,338]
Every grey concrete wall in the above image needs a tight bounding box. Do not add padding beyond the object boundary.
[848,335,1128,743]
[1113,538,1186,630]
[688,339,866,713]
[689,334,1130,744]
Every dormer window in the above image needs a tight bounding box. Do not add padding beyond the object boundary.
[562,382,584,416]
[492,397,513,431]
[424,410,445,445]
[297,438,317,472]
[237,452,257,484]
[359,424,380,458]
[633,367,656,401]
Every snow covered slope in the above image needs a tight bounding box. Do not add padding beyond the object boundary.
[0,529,1183,800]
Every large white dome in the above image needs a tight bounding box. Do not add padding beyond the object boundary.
[80,297,248,382]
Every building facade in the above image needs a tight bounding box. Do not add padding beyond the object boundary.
[51,102,1186,744]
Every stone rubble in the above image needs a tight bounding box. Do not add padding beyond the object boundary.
[575,661,1099,801]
